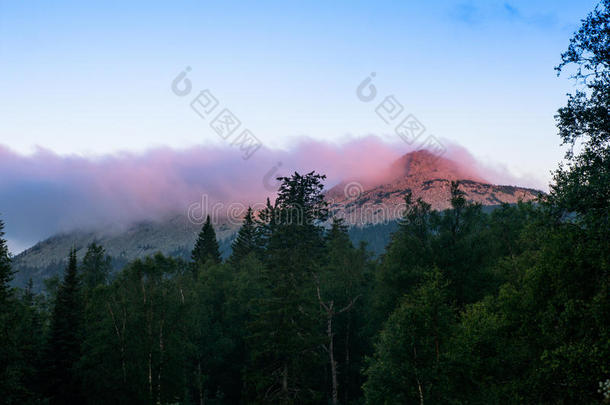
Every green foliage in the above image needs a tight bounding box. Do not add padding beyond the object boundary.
[372,182,496,332]
[364,269,455,404]
[187,261,240,403]
[0,218,14,304]
[317,218,371,404]
[3,6,610,401]
[81,242,111,290]
[14,280,46,403]
[44,248,84,405]
[191,215,222,265]
[0,217,21,404]
[245,172,328,404]
[79,254,191,404]
[553,0,610,235]
[371,191,436,327]
[432,182,496,306]
[229,206,257,265]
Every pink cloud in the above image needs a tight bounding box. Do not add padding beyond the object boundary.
[0,136,545,252]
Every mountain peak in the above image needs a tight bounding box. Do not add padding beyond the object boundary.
[326,150,541,224]
[388,149,487,183]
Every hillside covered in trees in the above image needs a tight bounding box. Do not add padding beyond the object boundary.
[1,2,609,404]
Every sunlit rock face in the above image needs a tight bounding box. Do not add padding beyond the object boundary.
[326,150,542,225]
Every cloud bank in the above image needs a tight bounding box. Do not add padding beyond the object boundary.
[0,136,545,253]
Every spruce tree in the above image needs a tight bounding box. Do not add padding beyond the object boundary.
[45,248,83,405]
[254,197,278,253]
[317,218,368,405]
[0,218,20,403]
[81,242,111,290]
[16,278,45,403]
[247,172,328,403]
[0,218,13,304]
[191,215,222,265]
[229,207,257,265]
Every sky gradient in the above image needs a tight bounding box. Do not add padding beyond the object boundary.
[0,0,600,252]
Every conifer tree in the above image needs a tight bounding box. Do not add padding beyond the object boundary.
[16,279,45,403]
[371,191,436,327]
[435,181,490,306]
[0,218,13,304]
[0,218,19,403]
[247,172,328,403]
[45,248,83,405]
[316,218,367,405]
[81,242,111,290]
[254,197,278,252]
[229,207,257,265]
[191,215,222,265]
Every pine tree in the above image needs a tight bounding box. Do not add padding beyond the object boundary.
[254,197,278,253]
[45,248,83,405]
[229,207,257,265]
[246,172,328,403]
[15,278,45,403]
[0,218,13,304]
[191,215,222,265]
[0,217,20,403]
[81,242,111,290]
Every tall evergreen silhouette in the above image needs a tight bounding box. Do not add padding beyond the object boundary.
[230,207,257,264]
[0,217,18,402]
[247,172,329,403]
[191,215,221,265]
[0,218,13,304]
[45,248,83,405]
[81,242,111,290]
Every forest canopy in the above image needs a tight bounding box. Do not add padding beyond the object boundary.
[0,1,609,404]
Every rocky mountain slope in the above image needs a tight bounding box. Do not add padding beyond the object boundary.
[326,150,540,224]
[11,216,238,290]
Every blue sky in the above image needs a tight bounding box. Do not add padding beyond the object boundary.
[0,0,599,185]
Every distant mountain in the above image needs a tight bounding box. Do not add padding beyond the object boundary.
[326,150,541,224]
[11,216,237,291]
[12,150,542,291]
